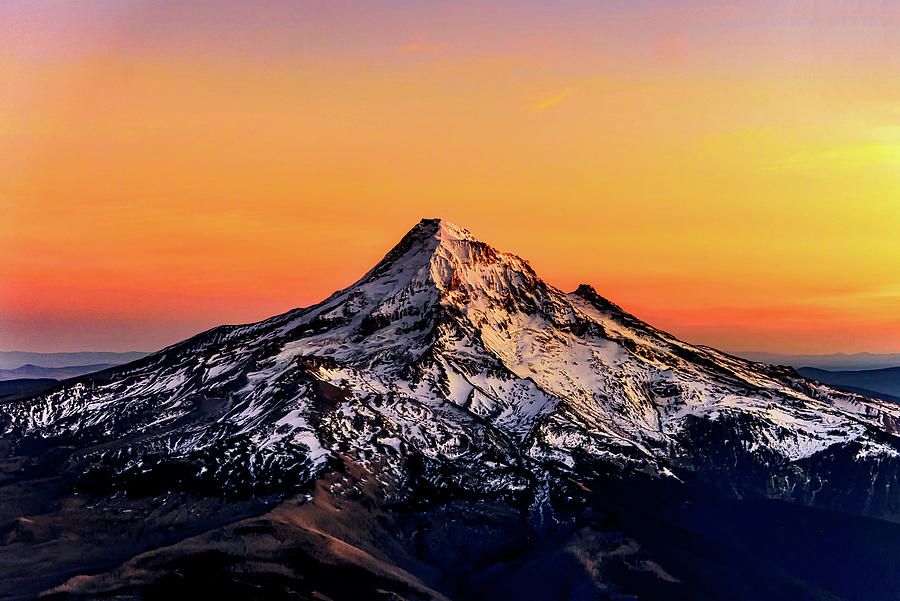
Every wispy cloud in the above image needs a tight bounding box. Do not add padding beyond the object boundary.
[816,284,900,303]
[533,88,575,111]
[767,143,900,171]
[398,35,444,54]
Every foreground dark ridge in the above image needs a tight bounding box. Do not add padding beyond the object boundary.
[3,218,900,600]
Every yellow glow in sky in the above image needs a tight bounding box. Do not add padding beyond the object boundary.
[1,1,898,353]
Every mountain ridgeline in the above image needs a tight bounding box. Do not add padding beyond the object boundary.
[3,219,900,601]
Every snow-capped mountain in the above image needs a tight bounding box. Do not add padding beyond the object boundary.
[4,218,900,600]
[4,218,900,509]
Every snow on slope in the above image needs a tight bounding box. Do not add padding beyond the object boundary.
[2,218,900,505]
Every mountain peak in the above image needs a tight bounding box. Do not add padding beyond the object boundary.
[364,218,504,285]
[397,218,537,294]
[410,218,476,243]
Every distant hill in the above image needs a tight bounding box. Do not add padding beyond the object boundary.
[735,351,900,371]
[0,363,117,382]
[0,351,149,371]
[796,366,900,401]
[0,378,57,401]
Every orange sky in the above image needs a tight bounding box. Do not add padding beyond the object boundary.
[1,1,899,353]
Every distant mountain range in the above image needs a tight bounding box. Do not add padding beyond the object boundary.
[4,219,900,600]
[734,351,900,371]
[797,366,900,403]
[0,351,148,371]
[5,344,896,374]
[0,363,118,382]
[0,352,149,393]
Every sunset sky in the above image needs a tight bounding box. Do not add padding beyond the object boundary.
[1,1,899,353]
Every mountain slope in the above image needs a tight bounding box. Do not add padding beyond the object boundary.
[3,218,900,600]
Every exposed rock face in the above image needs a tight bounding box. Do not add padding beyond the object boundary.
[3,218,900,600]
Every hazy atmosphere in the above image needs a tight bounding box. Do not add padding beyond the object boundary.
[4,4,900,601]
[2,0,899,353]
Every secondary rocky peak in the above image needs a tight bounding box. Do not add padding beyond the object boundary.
[570,283,627,314]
